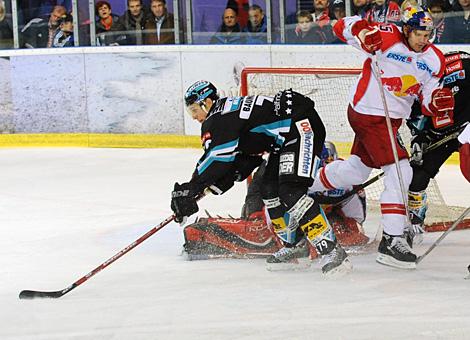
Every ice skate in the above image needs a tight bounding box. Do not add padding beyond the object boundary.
[320,244,352,277]
[404,214,425,248]
[376,233,417,269]
[266,240,310,271]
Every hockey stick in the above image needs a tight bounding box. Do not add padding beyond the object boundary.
[314,171,385,205]
[423,129,464,153]
[416,206,470,264]
[371,55,412,223]
[19,194,206,300]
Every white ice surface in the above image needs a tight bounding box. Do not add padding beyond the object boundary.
[1,148,470,340]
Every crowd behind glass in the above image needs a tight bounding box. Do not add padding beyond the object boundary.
[0,0,468,49]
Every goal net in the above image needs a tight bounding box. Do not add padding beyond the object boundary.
[240,67,469,231]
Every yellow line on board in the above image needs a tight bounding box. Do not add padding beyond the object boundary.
[0,133,459,165]
[0,133,202,149]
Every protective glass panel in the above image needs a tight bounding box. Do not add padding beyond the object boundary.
[0,0,13,49]
[191,0,268,45]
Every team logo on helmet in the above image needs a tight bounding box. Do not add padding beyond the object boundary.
[184,80,217,107]
[401,6,434,31]
[320,141,338,167]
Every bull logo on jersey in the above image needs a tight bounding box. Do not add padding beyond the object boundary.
[381,75,421,97]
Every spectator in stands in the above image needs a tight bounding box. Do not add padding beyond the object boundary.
[21,5,66,48]
[310,0,338,43]
[24,0,71,21]
[118,0,148,45]
[96,0,126,46]
[332,0,346,20]
[365,0,401,24]
[95,0,126,46]
[51,13,73,47]
[226,0,249,28]
[0,0,13,48]
[429,0,452,43]
[144,0,175,44]
[243,4,267,44]
[286,10,319,43]
[352,0,371,17]
[210,7,243,44]
[443,0,470,43]
[400,0,419,9]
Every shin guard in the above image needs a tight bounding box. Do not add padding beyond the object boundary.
[408,190,428,227]
[300,207,337,255]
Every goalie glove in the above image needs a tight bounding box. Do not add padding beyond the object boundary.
[430,88,454,117]
[171,182,199,224]
[351,20,382,53]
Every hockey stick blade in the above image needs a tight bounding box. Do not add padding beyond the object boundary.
[19,289,66,300]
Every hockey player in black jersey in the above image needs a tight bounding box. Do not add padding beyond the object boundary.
[406,51,470,246]
[170,80,352,275]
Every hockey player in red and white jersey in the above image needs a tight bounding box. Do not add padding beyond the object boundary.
[312,6,454,269]
[459,124,470,183]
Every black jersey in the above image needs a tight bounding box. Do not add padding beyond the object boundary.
[408,51,470,137]
[190,90,322,191]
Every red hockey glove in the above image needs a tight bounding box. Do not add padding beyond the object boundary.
[430,88,454,117]
[352,20,382,53]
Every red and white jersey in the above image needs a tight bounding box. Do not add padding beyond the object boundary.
[458,124,470,144]
[334,16,446,119]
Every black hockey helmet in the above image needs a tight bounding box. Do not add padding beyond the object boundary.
[184,80,219,107]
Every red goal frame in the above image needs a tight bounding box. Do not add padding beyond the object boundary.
[240,67,362,96]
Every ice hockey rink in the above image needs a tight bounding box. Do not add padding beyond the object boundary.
[1,147,470,340]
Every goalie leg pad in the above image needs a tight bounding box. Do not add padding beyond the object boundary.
[183,218,280,258]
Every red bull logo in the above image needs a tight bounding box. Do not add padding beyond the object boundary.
[420,16,433,29]
[381,75,421,97]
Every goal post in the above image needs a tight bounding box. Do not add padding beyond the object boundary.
[240,66,470,231]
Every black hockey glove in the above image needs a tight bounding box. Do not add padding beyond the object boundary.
[171,182,199,223]
[410,132,432,167]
